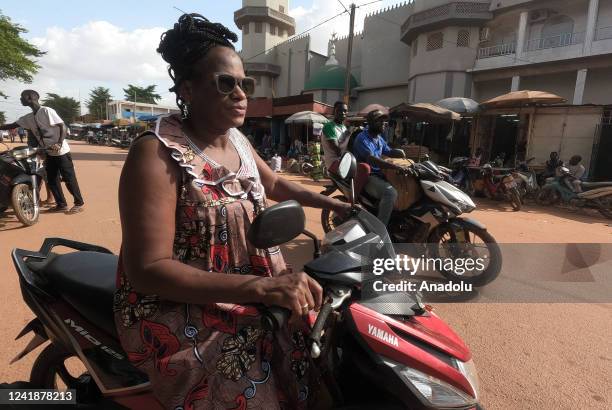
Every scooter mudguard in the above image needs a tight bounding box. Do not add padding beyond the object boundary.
[452,218,487,231]
[11,173,34,187]
[348,303,476,399]
[11,318,49,364]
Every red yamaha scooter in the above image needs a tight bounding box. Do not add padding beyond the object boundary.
[11,154,483,409]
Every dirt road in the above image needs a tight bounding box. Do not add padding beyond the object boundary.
[0,141,610,409]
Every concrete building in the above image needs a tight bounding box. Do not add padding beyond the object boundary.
[400,0,612,105]
[106,100,179,121]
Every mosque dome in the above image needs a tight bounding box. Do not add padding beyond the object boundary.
[304,64,359,91]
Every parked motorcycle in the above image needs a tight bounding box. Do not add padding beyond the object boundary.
[322,153,502,287]
[479,163,522,211]
[0,144,44,226]
[449,157,475,196]
[11,184,483,409]
[536,166,612,219]
[512,158,540,200]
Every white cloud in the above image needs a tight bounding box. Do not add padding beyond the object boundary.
[0,21,176,121]
[289,0,398,54]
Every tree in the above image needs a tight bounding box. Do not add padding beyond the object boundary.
[123,84,161,104]
[0,111,5,125]
[0,11,45,98]
[86,87,112,120]
[42,93,80,124]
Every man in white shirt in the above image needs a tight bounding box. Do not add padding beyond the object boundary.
[0,90,84,213]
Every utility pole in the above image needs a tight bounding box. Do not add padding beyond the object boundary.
[105,97,109,121]
[343,3,356,105]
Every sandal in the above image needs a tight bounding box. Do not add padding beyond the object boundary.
[68,205,84,214]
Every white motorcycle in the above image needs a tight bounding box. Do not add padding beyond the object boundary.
[321,152,502,287]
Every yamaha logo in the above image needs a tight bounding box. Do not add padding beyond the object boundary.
[368,324,399,347]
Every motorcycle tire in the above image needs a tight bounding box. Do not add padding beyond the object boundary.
[536,186,560,206]
[509,187,522,211]
[428,220,502,287]
[11,183,39,226]
[321,195,349,233]
[301,163,314,176]
[30,344,104,406]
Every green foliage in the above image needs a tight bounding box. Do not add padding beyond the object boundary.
[0,11,45,98]
[0,111,6,125]
[86,87,112,120]
[123,84,161,104]
[41,93,80,124]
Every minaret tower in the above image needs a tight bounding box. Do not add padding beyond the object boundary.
[235,1,296,97]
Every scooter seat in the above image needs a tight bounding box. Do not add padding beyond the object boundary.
[581,181,612,190]
[27,251,118,338]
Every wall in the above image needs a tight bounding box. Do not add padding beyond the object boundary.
[274,35,311,97]
[356,86,409,110]
[473,78,512,102]
[412,0,490,14]
[243,0,288,9]
[583,66,612,104]
[409,26,480,76]
[360,4,412,87]
[526,106,603,172]
[413,72,446,102]
[519,71,578,102]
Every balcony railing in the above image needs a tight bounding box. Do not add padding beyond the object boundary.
[595,26,612,41]
[477,42,517,59]
[524,31,585,52]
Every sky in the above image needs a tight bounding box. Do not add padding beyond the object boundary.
[0,0,399,121]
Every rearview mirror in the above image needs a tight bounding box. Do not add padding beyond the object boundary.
[247,200,305,249]
[338,152,357,180]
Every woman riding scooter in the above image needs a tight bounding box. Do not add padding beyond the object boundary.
[114,14,349,409]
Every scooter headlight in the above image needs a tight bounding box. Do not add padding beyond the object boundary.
[386,359,479,407]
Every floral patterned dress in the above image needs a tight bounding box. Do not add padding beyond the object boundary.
[114,115,316,410]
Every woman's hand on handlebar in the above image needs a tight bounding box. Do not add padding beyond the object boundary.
[256,272,323,324]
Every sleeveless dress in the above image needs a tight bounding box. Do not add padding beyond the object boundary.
[113,115,316,410]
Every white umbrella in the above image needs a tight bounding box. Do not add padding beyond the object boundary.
[284,111,329,148]
[284,111,328,124]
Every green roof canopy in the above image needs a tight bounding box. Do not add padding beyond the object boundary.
[304,64,359,91]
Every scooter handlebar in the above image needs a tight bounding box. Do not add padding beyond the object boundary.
[260,306,291,332]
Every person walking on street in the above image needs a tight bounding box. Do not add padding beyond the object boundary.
[0,90,84,213]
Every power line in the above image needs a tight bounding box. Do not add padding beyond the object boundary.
[337,0,349,13]
[357,0,383,8]
[244,10,348,61]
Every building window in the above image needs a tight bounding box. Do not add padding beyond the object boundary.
[426,32,444,51]
[279,5,285,13]
[412,38,418,56]
[255,75,261,85]
[457,30,470,47]
[270,24,276,35]
[255,22,262,33]
[243,23,249,35]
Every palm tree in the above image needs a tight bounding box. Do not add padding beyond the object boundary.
[41,93,80,124]
[123,84,161,105]
[86,87,112,120]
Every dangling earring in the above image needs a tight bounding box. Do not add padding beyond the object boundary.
[182,101,191,120]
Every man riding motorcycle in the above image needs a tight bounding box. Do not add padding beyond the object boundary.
[352,110,406,225]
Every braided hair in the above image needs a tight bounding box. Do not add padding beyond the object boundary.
[157,13,238,117]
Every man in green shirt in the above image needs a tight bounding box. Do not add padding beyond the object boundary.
[321,101,349,170]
